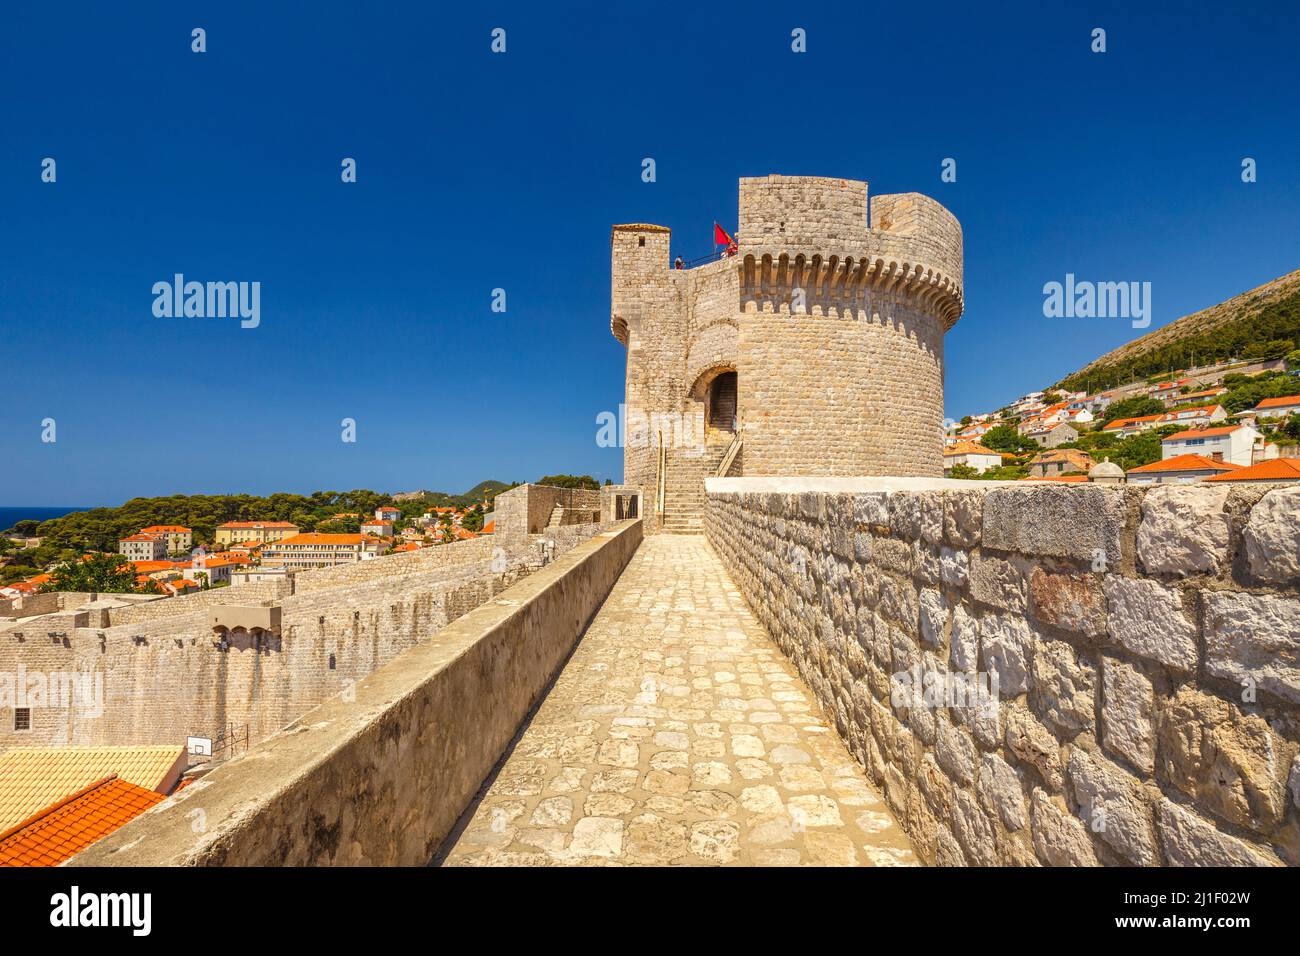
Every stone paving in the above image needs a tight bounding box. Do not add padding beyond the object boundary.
[441,534,915,866]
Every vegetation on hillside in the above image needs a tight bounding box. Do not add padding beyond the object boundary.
[1057,288,1300,393]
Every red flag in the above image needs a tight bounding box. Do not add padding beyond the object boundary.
[713,222,733,247]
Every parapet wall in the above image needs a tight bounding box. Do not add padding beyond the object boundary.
[72,520,643,866]
[705,477,1300,866]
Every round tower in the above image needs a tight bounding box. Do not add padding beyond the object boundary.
[610,174,964,531]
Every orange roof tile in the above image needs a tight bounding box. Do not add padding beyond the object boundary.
[944,440,1000,457]
[1128,454,1244,474]
[0,746,185,832]
[481,521,495,534]
[1255,395,1300,410]
[1020,475,1089,482]
[1163,424,1247,441]
[1205,457,1300,482]
[139,525,190,534]
[1103,414,1163,430]
[0,776,164,867]
[216,521,298,529]
[269,533,366,546]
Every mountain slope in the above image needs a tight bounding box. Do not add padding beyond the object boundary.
[1057,269,1300,392]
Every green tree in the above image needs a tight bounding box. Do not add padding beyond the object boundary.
[40,553,141,594]
[1099,397,1163,425]
[981,425,1035,454]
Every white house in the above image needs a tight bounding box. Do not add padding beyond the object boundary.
[944,441,1003,475]
[1161,424,1262,467]
[1250,394,1300,420]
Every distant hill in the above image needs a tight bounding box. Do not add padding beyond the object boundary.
[1057,270,1300,393]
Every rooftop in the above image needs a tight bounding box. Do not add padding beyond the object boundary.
[1128,454,1244,474]
[0,776,165,867]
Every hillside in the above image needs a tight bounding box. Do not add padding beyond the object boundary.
[1057,269,1300,393]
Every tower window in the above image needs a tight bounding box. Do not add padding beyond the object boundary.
[329,653,337,670]
[638,236,645,247]
[14,708,31,731]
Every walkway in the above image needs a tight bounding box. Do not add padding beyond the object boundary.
[440,535,915,866]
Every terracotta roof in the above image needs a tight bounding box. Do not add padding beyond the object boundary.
[1020,475,1089,482]
[0,776,164,867]
[1128,454,1244,474]
[216,521,298,529]
[0,746,185,832]
[269,533,366,546]
[139,525,190,534]
[481,521,495,534]
[1030,449,1095,467]
[944,440,1000,457]
[1164,425,1247,441]
[1255,395,1300,410]
[120,534,163,543]
[1205,458,1300,482]
[1103,414,1163,430]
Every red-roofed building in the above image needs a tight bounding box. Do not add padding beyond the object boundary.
[138,525,192,551]
[214,521,299,546]
[1127,454,1243,484]
[119,533,167,562]
[1205,457,1300,483]
[0,776,165,867]
[1248,394,1300,420]
[1162,423,1264,466]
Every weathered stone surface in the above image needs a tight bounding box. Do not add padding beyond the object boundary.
[981,611,1033,696]
[951,789,999,866]
[1005,704,1063,792]
[949,605,978,675]
[939,546,969,589]
[1243,486,1300,584]
[1028,568,1105,637]
[1031,639,1096,735]
[1067,749,1158,866]
[1101,658,1155,775]
[1156,686,1287,833]
[978,752,1026,831]
[1290,757,1300,811]
[969,553,1027,613]
[919,588,948,649]
[944,490,982,548]
[1204,591,1300,705]
[1103,576,1198,673]
[1136,485,1231,575]
[935,717,976,786]
[1158,799,1280,867]
[1030,788,1099,866]
[983,485,1126,566]
[854,492,889,528]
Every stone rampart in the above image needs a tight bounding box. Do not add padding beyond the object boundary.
[71,520,643,866]
[705,477,1300,866]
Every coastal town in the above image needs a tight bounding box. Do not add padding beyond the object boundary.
[0,502,495,601]
[944,354,1300,485]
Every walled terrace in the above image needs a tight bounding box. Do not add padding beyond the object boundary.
[0,487,619,756]
[68,479,1300,867]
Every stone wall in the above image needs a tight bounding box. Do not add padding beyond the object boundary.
[72,520,644,867]
[0,522,613,756]
[705,477,1300,866]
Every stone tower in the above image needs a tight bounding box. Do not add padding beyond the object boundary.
[611,175,963,532]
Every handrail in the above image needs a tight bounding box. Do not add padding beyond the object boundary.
[716,432,743,477]
[655,434,666,531]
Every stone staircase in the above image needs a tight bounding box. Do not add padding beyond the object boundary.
[659,437,738,534]
[545,504,565,530]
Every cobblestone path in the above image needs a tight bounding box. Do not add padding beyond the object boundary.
[441,534,915,866]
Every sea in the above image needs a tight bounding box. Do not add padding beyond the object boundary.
[0,506,93,531]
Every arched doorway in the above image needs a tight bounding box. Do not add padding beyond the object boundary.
[707,371,737,433]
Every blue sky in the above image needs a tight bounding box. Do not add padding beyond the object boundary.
[2,2,1297,505]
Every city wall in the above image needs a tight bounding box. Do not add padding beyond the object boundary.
[0,518,613,756]
[73,520,644,866]
[705,477,1300,866]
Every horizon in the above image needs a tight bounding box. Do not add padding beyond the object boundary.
[3,2,1298,503]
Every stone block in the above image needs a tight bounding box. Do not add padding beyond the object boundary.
[1005,703,1064,792]
[1030,788,1098,866]
[939,546,969,590]
[919,588,948,650]
[1156,686,1287,833]
[980,611,1033,696]
[1030,639,1096,735]
[943,489,982,549]
[950,602,979,673]
[1100,658,1155,775]
[1157,799,1280,867]
[977,752,1026,831]
[1103,576,1197,673]
[1028,568,1105,637]
[1204,591,1300,705]
[982,485,1127,567]
[1242,486,1300,584]
[1067,749,1158,866]
[1136,485,1231,575]
[969,552,1027,613]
